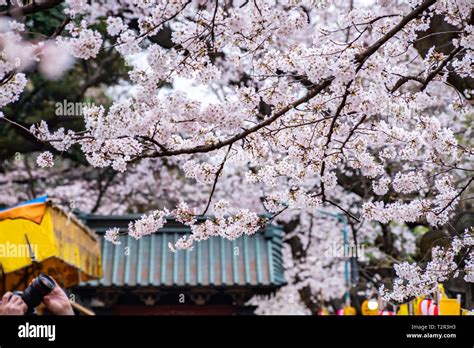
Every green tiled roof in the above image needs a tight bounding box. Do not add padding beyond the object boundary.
[77,214,286,288]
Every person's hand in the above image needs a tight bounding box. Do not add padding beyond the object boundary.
[39,278,74,315]
[0,292,27,315]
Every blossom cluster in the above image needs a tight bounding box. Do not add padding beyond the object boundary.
[381,230,474,303]
[36,151,54,168]
[1,0,473,311]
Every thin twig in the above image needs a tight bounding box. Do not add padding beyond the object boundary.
[201,144,233,215]
[325,199,360,222]
[434,177,473,216]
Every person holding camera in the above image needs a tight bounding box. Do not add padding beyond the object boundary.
[0,275,74,315]
[0,292,27,315]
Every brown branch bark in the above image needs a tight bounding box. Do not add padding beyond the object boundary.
[354,0,437,71]
[435,177,474,216]
[201,144,232,215]
[147,77,334,158]
[391,46,463,93]
[144,0,437,160]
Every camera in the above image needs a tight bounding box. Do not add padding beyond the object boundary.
[13,273,56,314]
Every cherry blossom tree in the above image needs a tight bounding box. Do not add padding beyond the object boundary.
[0,0,473,313]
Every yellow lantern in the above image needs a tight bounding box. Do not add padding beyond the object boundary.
[361,300,378,315]
[439,298,460,315]
[397,303,409,315]
[436,283,460,315]
[343,306,356,315]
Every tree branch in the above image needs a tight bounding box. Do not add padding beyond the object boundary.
[354,0,437,72]
[147,77,334,158]
[435,177,473,216]
[201,144,232,215]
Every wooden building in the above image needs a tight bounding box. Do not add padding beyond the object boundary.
[73,214,286,315]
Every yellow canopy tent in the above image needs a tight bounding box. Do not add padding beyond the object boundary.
[0,196,102,293]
